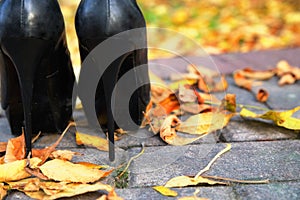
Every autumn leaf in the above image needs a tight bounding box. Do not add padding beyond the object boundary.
[256,89,269,102]
[76,132,108,152]
[176,112,234,135]
[0,158,41,182]
[220,93,236,112]
[25,182,115,200]
[49,150,82,161]
[233,70,254,90]
[276,60,300,86]
[0,142,6,153]
[159,115,204,145]
[39,159,112,183]
[153,186,178,197]
[0,183,7,200]
[7,178,40,192]
[240,106,300,130]
[4,132,25,163]
[237,68,275,80]
[164,175,227,188]
[158,94,180,114]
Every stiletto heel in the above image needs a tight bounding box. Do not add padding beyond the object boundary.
[1,39,52,156]
[0,0,75,156]
[76,0,150,161]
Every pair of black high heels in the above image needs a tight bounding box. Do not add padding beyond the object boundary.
[0,0,150,161]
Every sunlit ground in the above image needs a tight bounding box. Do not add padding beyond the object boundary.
[59,0,300,68]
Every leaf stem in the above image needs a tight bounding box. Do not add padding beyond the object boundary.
[204,100,270,111]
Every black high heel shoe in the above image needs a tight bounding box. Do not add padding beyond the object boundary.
[0,0,75,156]
[75,0,150,161]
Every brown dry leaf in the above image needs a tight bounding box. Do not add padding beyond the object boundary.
[238,68,275,80]
[233,71,253,90]
[178,85,197,103]
[50,150,82,161]
[276,60,294,76]
[7,178,40,192]
[160,115,204,145]
[39,159,112,183]
[240,106,300,130]
[0,183,7,200]
[181,103,213,114]
[25,182,114,200]
[153,185,178,197]
[212,75,228,92]
[256,89,269,102]
[0,142,7,153]
[0,156,4,165]
[176,112,234,135]
[164,175,227,188]
[221,94,236,112]
[278,73,296,86]
[76,132,108,152]
[197,75,211,93]
[0,158,41,182]
[4,132,25,163]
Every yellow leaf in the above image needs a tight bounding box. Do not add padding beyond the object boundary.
[39,159,112,183]
[176,112,233,135]
[0,158,41,182]
[159,115,204,145]
[25,182,114,200]
[164,176,226,188]
[76,132,108,152]
[153,185,178,197]
[8,178,40,192]
[168,79,198,91]
[0,183,7,200]
[240,106,300,130]
[50,150,82,161]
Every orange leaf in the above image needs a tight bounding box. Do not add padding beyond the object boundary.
[0,142,7,153]
[256,89,269,102]
[159,94,180,114]
[238,67,275,80]
[233,71,253,90]
[4,132,25,163]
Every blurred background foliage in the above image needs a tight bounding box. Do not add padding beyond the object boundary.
[59,0,300,68]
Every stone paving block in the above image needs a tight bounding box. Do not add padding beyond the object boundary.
[257,77,300,111]
[234,181,300,200]
[116,186,235,200]
[128,141,300,187]
[222,119,299,142]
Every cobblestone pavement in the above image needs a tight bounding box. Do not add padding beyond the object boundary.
[1,48,300,199]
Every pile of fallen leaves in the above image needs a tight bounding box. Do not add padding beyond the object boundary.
[0,125,122,200]
[143,59,300,147]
